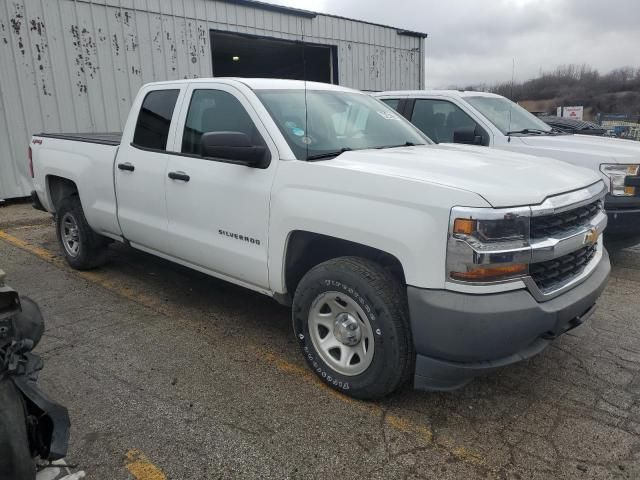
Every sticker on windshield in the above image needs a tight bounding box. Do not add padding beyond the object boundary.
[292,128,305,136]
[285,121,297,128]
[377,111,399,120]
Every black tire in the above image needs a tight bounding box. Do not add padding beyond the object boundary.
[0,378,36,480]
[292,256,413,399]
[55,195,108,270]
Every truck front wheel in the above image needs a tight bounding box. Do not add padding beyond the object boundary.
[55,196,108,270]
[292,257,413,399]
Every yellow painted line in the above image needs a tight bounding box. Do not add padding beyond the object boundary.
[0,229,172,312]
[125,449,166,480]
[5,223,53,231]
[0,228,493,474]
[0,230,59,261]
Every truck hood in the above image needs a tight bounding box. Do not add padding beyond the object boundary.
[518,134,640,163]
[324,144,601,208]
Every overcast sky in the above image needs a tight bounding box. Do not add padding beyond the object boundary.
[263,0,640,88]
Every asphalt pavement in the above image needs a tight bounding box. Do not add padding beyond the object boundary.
[0,203,639,479]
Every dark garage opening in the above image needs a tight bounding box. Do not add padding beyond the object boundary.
[211,31,337,84]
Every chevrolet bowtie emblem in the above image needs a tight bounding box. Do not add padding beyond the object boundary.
[583,228,599,246]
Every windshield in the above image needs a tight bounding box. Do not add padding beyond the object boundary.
[465,96,553,135]
[255,89,430,160]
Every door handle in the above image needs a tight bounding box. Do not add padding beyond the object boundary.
[117,162,135,172]
[168,171,190,182]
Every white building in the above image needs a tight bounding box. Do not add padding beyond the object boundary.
[0,0,427,200]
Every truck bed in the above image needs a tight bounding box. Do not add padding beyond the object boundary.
[36,132,122,146]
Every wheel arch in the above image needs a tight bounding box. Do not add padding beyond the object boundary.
[46,175,79,213]
[281,230,407,301]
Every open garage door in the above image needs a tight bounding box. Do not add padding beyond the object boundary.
[211,31,337,84]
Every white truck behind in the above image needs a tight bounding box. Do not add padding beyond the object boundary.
[375,90,640,247]
[30,79,609,398]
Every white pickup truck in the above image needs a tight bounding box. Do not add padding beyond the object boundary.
[30,79,610,398]
[375,90,640,247]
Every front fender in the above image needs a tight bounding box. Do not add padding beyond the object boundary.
[268,161,488,292]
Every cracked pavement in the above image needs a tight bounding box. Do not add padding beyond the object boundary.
[0,206,639,479]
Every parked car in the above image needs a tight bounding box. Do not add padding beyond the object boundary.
[30,79,609,398]
[375,90,640,247]
[539,115,608,136]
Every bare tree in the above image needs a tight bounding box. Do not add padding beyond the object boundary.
[461,64,640,115]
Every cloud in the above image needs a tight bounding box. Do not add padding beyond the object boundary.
[264,0,640,88]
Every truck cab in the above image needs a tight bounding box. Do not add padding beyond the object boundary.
[375,90,640,247]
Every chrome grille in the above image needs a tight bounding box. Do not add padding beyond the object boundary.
[530,244,598,292]
[530,200,600,240]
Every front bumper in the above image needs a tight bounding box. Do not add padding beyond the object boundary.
[407,249,610,391]
[604,194,640,241]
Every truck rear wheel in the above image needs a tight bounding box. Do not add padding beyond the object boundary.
[292,257,413,399]
[55,196,108,270]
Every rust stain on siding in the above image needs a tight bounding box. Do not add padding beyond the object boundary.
[29,18,43,36]
[97,27,106,43]
[6,4,53,96]
[70,23,98,94]
[127,32,138,52]
[9,5,22,36]
[114,8,139,54]
[369,50,381,80]
[112,33,120,55]
[198,24,207,56]
[165,29,177,72]
[10,3,24,55]
[114,9,131,27]
[32,18,50,96]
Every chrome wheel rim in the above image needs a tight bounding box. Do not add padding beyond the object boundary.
[308,291,375,376]
[61,213,80,257]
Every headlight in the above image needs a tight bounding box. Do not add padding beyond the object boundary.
[600,164,639,196]
[447,207,530,283]
[453,216,528,242]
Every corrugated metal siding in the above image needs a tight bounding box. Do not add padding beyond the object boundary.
[0,0,424,199]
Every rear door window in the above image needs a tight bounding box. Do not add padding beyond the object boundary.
[133,89,180,150]
[411,99,478,143]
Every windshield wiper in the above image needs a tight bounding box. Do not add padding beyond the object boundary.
[506,128,553,136]
[306,142,418,160]
[375,141,417,149]
[306,147,352,161]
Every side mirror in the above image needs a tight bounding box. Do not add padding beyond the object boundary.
[200,131,270,168]
[453,127,483,145]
